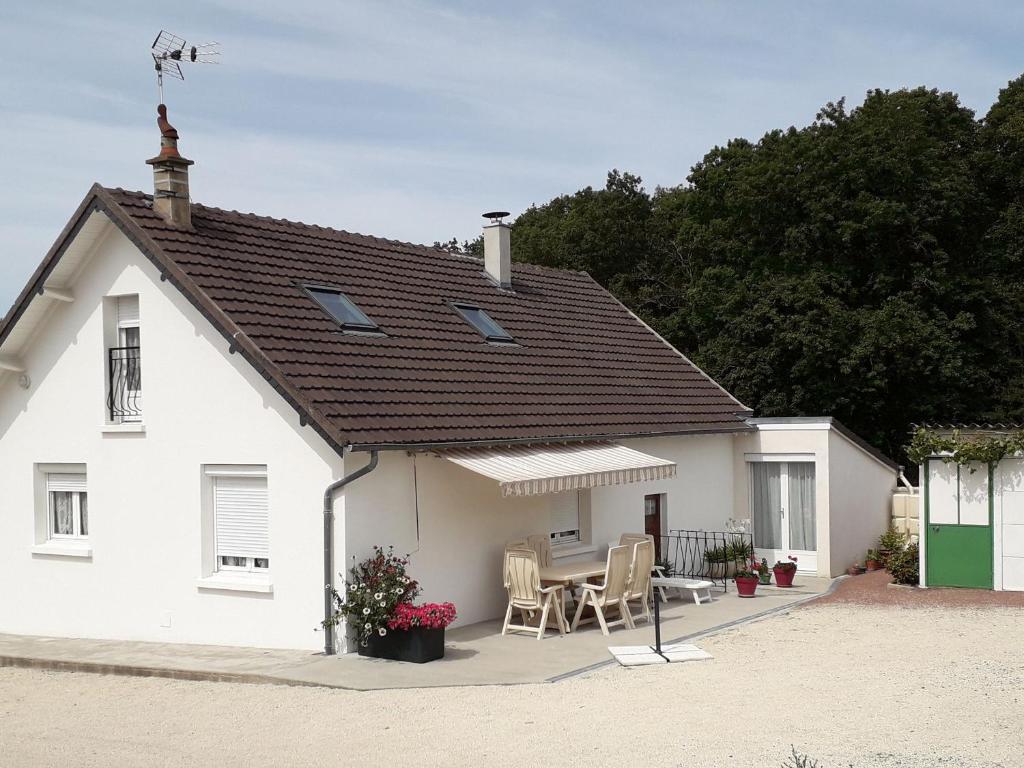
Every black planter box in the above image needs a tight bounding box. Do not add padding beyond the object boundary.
[357,627,445,663]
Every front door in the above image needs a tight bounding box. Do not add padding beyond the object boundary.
[750,461,818,572]
[925,459,993,588]
[644,494,662,560]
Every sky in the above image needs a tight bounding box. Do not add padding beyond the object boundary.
[3,1,1024,315]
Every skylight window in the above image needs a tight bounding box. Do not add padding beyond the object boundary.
[304,286,380,332]
[452,303,515,344]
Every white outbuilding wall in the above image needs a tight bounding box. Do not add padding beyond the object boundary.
[733,419,896,577]
[0,220,342,651]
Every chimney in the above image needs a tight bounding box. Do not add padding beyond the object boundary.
[145,104,194,228]
[482,211,512,289]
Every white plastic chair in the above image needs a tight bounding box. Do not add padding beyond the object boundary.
[624,539,655,625]
[526,534,554,568]
[571,545,634,635]
[620,533,670,603]
[502,548,567,640]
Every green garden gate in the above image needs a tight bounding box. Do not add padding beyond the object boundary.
[924,459,993,589]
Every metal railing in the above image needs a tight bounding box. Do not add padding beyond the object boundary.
[108,346,142,422]
[652,530,755,592]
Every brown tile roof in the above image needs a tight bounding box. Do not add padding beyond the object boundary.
[4,185,752,451]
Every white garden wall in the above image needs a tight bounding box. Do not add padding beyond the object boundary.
[0,219,342,651]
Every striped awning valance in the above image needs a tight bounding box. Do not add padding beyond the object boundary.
[442,441,676,497]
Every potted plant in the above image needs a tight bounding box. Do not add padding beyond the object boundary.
[324,545,457,663]
[654,557,674,578]
[878,526,908,567]
[773,555,798,587]
[865,549,882,571]
[734,559,759,597]
[753,557,771,585]
[366,602,457,663]
[703,545,733,577]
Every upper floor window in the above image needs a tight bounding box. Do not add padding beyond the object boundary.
[47,472,88,540]
[452,303,515,344]
[304,286,381,333]
[108,295,142,423]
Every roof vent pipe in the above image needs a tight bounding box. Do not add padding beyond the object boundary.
[482,211,512,289]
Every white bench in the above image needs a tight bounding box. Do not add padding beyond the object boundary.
[651,575,714,605]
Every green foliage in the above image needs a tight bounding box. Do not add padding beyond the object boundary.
[888,543,921,585]
[878,525,909,555]
[491,77,1024,466]
[703,537,753,564]
[782,747,854,768]
[906,427,1024,466]
[323,546,420,645]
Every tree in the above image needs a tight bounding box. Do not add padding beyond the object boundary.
[489,81,1024,463]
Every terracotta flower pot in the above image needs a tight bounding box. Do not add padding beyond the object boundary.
[866,559,881,572]
[773,566,796,587]
[735,575,759,597]
[847,565,860,576]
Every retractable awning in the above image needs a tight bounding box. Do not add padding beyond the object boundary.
[442,441,677,497]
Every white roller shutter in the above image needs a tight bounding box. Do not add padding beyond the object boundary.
[117,295,140,326]
[214,475,269,560]
[549,491,580,544]
[47,473,87,493]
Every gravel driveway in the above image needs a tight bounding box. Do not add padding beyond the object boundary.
[1,600,1020,767]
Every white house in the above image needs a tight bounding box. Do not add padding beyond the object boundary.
[0,107,898,653]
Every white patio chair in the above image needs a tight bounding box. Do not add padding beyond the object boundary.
[620,533,671,603]
[502,548,568,640]
[623,539,655,625]
[571,545,634,636]
[619,532,653,548]
[526,534,553,568]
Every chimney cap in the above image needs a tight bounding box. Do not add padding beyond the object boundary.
[482,211,510,224]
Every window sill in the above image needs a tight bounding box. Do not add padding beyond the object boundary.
[101,423,146,434]
[551,543,598,560]
[31,542,92,559]
[195,575,273,594]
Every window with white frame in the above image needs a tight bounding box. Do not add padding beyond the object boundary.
[209,469,270,573]
[47,472,88,540]
[108,295,143,423]
[549,491,581,545]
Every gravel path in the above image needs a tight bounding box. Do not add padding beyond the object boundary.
[1,602,1021,767]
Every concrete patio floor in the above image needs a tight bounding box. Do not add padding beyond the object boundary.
[0,576,832,690]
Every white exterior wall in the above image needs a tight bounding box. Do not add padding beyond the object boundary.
[0,221,342,651]
[341,433,737,633]
[732,427,830,575]
[825,430,897,577]
[733,423,896,577]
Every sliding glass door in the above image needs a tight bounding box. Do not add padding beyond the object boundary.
[750,461,817,572]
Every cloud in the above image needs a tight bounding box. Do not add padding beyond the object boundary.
[3,0,1024,314]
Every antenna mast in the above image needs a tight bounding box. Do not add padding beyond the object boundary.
[151,30,220,103]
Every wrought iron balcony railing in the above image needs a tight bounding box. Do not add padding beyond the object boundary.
[108,346,142,422]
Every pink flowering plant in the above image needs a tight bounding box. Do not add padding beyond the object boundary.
[387,602,457,632]
[324,546,420,645]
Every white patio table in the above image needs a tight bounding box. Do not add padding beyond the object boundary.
[538,559,606,585]
[537,560,607,632]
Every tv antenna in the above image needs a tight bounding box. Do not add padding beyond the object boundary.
[151,30,220,103]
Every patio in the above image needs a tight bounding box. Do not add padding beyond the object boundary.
[0,576,831,690]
